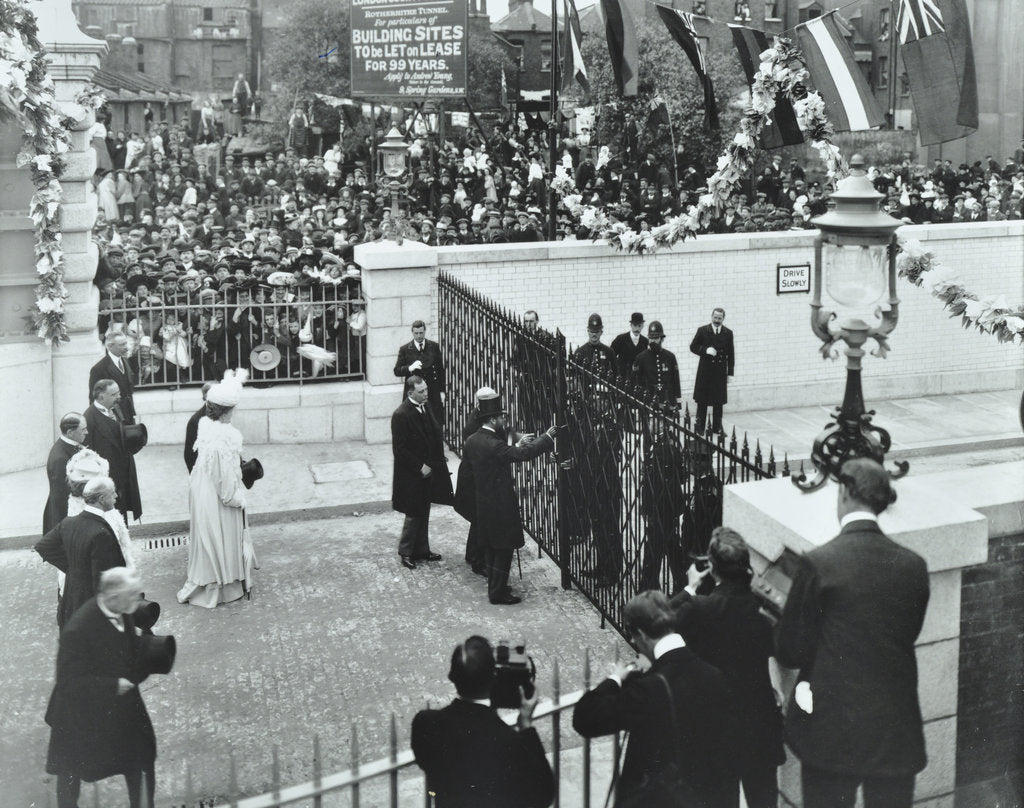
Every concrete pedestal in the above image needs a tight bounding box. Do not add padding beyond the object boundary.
[355,241,437,443]
[724,465,1018,807]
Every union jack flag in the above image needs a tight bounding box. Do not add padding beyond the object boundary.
[897,0,945,44]
[677,11,707,74]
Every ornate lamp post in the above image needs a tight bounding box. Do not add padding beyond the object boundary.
[793,155,910,492]
[376,125,412,243]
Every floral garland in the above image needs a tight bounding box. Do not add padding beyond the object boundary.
[896,237,1024,344]
[558,36,846,254]
[1,0,103,346]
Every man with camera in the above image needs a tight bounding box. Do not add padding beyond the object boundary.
[411,635,554,808]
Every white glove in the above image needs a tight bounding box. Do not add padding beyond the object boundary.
[706,347,717,357]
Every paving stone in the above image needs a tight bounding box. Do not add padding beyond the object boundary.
[310,460,373,484]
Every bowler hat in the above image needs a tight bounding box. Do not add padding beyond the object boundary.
[241,457,264,489]
[122,422,148,455]
[477,395,508,419]
[137,634,176,676]
[648,320,666,338]
[630,312,645,325]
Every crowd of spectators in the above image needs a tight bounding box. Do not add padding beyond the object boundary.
[87,105,1023,386]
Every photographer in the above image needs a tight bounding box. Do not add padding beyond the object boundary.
[411,635,555,808]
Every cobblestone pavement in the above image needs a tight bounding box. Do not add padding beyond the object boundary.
[0,507,630,807]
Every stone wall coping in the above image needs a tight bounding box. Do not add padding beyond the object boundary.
[355,240,438,270]
[911,460,1024,541]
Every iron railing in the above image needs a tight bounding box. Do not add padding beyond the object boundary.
[97,285,366,388]
[438,272,786,637]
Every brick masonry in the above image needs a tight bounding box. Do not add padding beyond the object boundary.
[431,223,1024,410]
[957,529,1024,790]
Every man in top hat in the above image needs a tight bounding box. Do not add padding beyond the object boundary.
[394,320,446,426]
[44,413,88,534]
[44,567,165,808]
[633,320,681,413]
[611,312,649,379]
[89,331,137,424]
[689,307,734,435]
[85,380,143,522]
[462,393,557,604]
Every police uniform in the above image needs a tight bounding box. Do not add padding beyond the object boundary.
[572,314,616,370]
[632,321,681,412]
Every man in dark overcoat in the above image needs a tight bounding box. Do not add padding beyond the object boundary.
[43,413,87,533]
[638,420,688,593]
[462,394,556,605]
[391,375,452,569]
[672,527,785,808]
[411,635,554,808]
[88,331,136,423]
[35,477,127,629]
[776,458,929,808]
[453,387,497,577]
[689,307,734,435]
[573,590,740,807]
[633,320,681,413]
[45,568,158,808]
[610,312,648,378]
[85,379,143,522]
[183,383,212,473]
[394,320,446,425]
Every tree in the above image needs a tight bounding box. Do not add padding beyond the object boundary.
[580,18,747,176]
[466,31,517,112]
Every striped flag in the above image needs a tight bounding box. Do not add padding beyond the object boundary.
[561,0,590,95]
[795,13,885,132]
[728,24,802,148]
[600,0,639,97]
[897,0,978,145]
[656,5,719,130]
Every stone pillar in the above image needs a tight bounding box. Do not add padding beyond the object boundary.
[37,0,107,427]
[724,472,993,807]
[354,241,437,444]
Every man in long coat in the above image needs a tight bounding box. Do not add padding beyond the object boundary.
[394,320,446,426]
[462,394,556,605]
[392,375,452,569]
[43,413,87,533]
[689,307,734,435]
[776,458,929,808]
[35,477,126,629]
[85,379,143,522]
[453,387,497,577]
[45,567,158,808]
[89,331,136,424]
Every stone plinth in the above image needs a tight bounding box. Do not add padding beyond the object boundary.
[355,240,438,443]
[723,463,1022,806]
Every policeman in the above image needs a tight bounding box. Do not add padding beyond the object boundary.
[572,313,616,369]
[632,320,681,413]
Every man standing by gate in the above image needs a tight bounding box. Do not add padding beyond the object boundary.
[689,308,734,435]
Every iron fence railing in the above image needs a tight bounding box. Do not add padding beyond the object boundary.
[97,285,366,388]
[438,272,786,637]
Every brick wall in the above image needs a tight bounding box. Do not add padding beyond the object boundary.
[957,529,1024,790]
[432,221,1024,409]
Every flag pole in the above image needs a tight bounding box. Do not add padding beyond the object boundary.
[887,0,898,128]
[547,0,560,241]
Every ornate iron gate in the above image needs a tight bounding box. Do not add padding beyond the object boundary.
[439,273,784,636]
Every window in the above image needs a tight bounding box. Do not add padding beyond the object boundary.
[508,39,524,68]
[692,1,707,15]
[876,55,888,89]
[799,7,822,22]
[899,71,910,97]
[541,38,552,71]
[733,1,751,21]
[764,1,780,20]
[202,7,214,21]
[879,6,890,41]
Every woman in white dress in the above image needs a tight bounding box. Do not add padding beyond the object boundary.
[177,370,252,608]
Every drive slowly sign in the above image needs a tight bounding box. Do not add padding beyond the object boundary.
[350,0,468,97]
[777,263,811,294]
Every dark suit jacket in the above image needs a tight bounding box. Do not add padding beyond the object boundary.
[776,519,930,776]
[411,698,554,808]
[84,404,142,520]
[689,324,734,405]
[672,581,785,768]
[88,353,136,423]
[394,339,445,421]
[391,399,449,517]
[462,428,553,550]
[453,408,487,522]
[633,346,681,408]
[44,439,81,534]
[611,331,649,378]
[573,645,739,807]
[45,598,156,780]
[35,510,126,628]
[184,404,206,473]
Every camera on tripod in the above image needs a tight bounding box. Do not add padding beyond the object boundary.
[490,639,536,708]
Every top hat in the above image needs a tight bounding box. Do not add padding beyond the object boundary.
[137,634,176,676]
[241,457,264,489]
[134,598,162,633]
[122,422,149,455]
[630,312,645,325]
[648,320,666,338]
[477,395,507,419]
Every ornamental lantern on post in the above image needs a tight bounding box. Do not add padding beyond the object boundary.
[376,125,411,242]
[792,155,909,492]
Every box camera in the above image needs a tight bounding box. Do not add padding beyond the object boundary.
[490,639,536,709]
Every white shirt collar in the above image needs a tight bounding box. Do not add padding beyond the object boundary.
[653,633,685,659]
[415,341,425,350]
[630,332,640,345]
[482,425,496,433]
[107,350,124,367]
[83,504,107,517]
[840,510,879,528]
[97,596,120,620]
[407,397,424,409]
[94,402,114,417]
[59,436,81,447]
[459,696,492,707]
